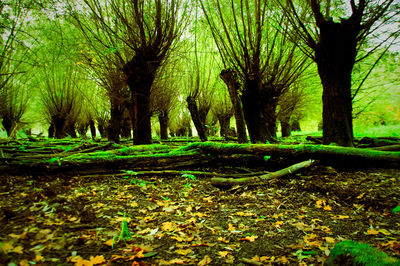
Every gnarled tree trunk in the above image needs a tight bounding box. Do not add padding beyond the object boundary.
[316,19,356,147]
[220,69,247,143]
[187,95,207,142]
[158,112,169,140]
[242,77,278,143]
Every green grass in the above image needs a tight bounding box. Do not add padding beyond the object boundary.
[354,124,400,138]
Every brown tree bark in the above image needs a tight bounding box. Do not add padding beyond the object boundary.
[315,18,358,147]
[2,117,16,138]
[242,77,278,143]
[89,120,96,140]
[220,69,248,143]
[124,55,158,145]
[186,95,207,141]
[107,98,123,143]
[158,112,169,140]
[280,121,291,138]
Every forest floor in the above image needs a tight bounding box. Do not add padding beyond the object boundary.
[0,138,399,265]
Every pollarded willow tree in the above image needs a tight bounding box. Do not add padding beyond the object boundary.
[199,0,309,143]
[41,65,82,139]
[0,0,36,137]
[279,0,400,146]
[72,0,190,144]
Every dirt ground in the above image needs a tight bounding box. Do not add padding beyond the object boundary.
[1,163,399,265]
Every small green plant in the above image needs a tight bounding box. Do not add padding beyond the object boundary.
[111,217,133,248]
[182,174,197,191]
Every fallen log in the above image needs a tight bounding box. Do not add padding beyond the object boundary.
[211,159,316,186]
[183,142,400,164]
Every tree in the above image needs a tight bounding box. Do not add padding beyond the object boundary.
[200,0,308,143]
[151,64,179,140]
[0,78,30,137]
[277,82,309,137]
[70,0,189,145]
[41,65,82,139]
[0,1,37,137]
[279,0,400,146]
[212,89,234,138]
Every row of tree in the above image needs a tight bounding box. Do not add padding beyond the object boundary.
[0,0,399,146]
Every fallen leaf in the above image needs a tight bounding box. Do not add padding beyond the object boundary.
[90,255,106,265]
[275,221,284,228]
[378,229,391,236]
[19,259,29,266]
[175,248,192,255]
[366,228,379,235]
[228,224,236,231]
[13,245,24,254]
[104,239,114,246]
[240,235,258,242]
[323,205,332,211]
[161,221,175,231]
[198,255,211,265]
[325,237,335,243]
[357,192,365,199]
[218,251,230,258]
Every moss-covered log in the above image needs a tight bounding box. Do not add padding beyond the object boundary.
[183,142,400,165]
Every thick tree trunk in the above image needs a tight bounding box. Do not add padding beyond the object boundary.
[124,56,158,145]
[187,96,207,141]
[67,123,77,138]
[315,20,358,147]
[158,112,169,140]
[220,69,248,143]
[242,78,278,143]
[53,116,67,139]
[280,120,291,138]
[107,99,122,143]
[291,120,301,132]
[89,120,96,140]
[120,108,132,139]
[217,114,232,138]
[48,125,54,138]
[2,117,16,138]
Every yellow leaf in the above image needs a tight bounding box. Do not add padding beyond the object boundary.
[35,255,44,262]
[366,228,379,235]
[218,251,230,258]
[13,245,24,254]
[176,249,192,255]
[104,239,114,246]
[19,259,29,266]
[1,242,14,253]
[217,237,229,243]
[161,221,175,231]
[131,202,138,207]
[378,229,391,236]
[357,192,365,199]
[277,256,288,263]
[325,237,335,243]
[228,224,236,231]
[240,235,258,242]
[198,255,211,265]
[324,205,332,211]
[275,221,284,228]
[90,255,105,265]
[316,199,323,208]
